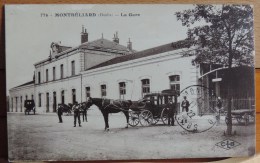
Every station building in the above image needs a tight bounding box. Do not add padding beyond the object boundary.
[9,27,254,114]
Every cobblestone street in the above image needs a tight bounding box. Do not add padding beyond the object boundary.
[8,106,255,161]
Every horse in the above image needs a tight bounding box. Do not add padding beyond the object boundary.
[86,97,132,131]
[58,103,72,115]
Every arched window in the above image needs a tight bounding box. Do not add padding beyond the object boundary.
[101,85,106,97]
[72,89,76,103]
[141,79,150,97]
[60,64,64,79]
[71,61,75,76]
[119,82,126,99]
[85,87,90,100]
[169,75,180,91]
[61,90,65,104]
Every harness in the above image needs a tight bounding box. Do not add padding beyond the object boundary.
[102,98,130,112]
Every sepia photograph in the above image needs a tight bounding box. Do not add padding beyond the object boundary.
[5,4,255,161]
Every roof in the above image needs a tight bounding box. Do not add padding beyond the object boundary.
[87,39,192,70]
[13,80,34,89]
[79,38,135,54]
[35,38,134,66]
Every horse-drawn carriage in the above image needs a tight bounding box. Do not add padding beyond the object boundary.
[225,109,255,126]
[128,89,179,127]
[24,100,36,115]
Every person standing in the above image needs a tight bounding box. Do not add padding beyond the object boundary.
[57,105,63,123]
[72,101,81,127]
[181,96,190,123]
[167,98,175,126]
[82,102,88,122]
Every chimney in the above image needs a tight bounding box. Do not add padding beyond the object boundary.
[81,25,88,44]
[127,38,132,51]
[113,31,119,43]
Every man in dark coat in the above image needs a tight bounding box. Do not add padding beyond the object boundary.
[72,101,81,127]
[82,102,88,122]
[181,96,190,123]
[57,105,63,123]
[167,98,175,126]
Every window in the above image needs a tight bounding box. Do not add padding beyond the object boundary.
[141,79,150,96]
[85,87,90,99]
[53,67,56,80]
[101,85,106,97]
[38,72,41,83]
[60,64,64,79]
[38,93,41,107]
[72,89,76,104]
[15,97,18,112]
[119,82,126,99]
[53,92,57,112]
[25,95,28,100]
[46,93,49,112]
[20,96,22,112]
[11,98,13,112]
[61,90,65,104]
[46,69,49,82]
[169,75,180,91]
[71,61,75,76]
[31,94,34,100]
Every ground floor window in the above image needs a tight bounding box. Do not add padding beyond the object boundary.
[15,97,18,112]
[169,75,180,92]
[141,79,150,97]
[46,93,49,112]
[31,94,34,100]
[20,96,22,112]
[11,98,13,112]
[61,90,65,104]
[38,93,41,107]
[53,92,57,112]
[72,89,76,104]
[85,87,90,100]
[119,82,126,99]
[101,85,106,97]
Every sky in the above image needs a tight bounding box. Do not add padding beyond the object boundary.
[5,4,195,94]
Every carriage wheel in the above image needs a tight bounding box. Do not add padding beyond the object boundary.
[139,110,153,126]
[128,111,139,127]
[161,108,169,125]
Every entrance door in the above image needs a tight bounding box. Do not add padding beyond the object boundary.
[46,93,49,112]
[53,92,57,112]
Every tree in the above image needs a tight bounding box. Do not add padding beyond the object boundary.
[176,5,254,135]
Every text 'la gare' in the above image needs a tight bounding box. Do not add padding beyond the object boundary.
[121,13,141,17]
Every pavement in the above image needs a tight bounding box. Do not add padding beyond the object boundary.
[7,106,256,161]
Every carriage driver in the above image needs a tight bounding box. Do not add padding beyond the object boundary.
[167,98,175,126]
[72,101,81,127]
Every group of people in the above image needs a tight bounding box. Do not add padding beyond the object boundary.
[57,96,223,127]
[57,101,88,127]
[166,96,223,126]
[166,96,190,126]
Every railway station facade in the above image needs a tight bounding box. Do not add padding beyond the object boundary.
[8,27,254,114]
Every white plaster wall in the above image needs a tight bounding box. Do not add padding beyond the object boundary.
[9,84,35,112]
[82,54,198,101]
